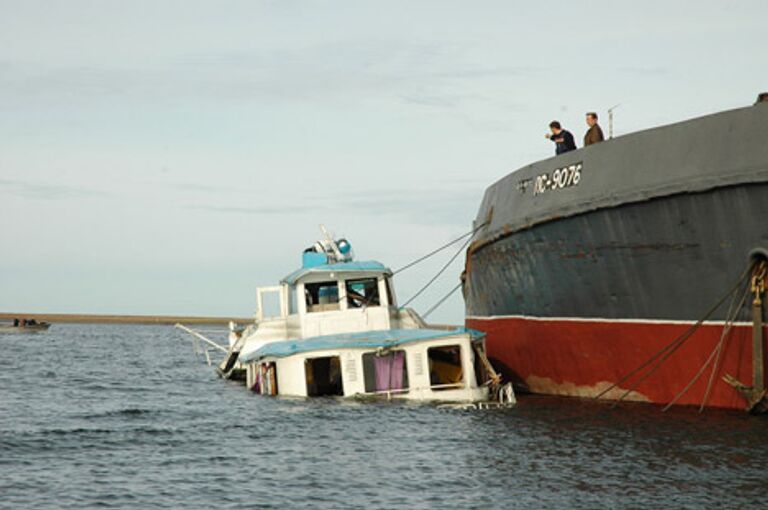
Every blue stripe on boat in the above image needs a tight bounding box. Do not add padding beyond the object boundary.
[239,328,484,362]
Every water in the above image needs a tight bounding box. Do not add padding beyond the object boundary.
[1,324,767,509]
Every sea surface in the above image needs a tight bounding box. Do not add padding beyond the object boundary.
[1,324,767,509]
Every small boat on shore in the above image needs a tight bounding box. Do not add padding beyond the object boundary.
[0,319,51,334]
[179,228,514,406]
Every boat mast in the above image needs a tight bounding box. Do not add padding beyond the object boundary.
[607,104,621,139]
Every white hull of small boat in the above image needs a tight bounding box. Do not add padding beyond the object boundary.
[0,324,51,334]
[242,328,511,404]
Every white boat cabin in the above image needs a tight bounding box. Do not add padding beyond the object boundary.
[242,328,493,402]
[234,249,425,362]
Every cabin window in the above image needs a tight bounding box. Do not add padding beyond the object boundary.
[304,281,340,313]
[288,286,298,314]
[362,350,408,393]
[428,345,464,390]
[305,356,344,396]
[253,362,278,396]
[345,278,381,308]
[259,288,283,318]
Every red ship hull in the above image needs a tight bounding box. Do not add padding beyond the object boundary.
[467,316,766,411]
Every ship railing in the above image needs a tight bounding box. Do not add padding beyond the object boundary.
[429,382,466,391]
[365,388,410,399]
[362,382,466,399]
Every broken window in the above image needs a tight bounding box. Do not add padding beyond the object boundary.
[345,278,381,308]
[305,356,344,396]
[428,345,464,390]
[304,281,340,313]
[253,362,278,396]
[362,350,408,393]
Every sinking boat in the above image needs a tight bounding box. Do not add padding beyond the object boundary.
[243,326,500,402]
[184,228,513,405]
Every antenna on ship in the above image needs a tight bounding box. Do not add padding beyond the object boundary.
[318,224,342,262]
[607,104,621,139]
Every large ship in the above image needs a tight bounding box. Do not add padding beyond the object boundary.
[464,95,768,412]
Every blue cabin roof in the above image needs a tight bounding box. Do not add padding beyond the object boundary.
[239,327,484,362]
[281,260,391,285]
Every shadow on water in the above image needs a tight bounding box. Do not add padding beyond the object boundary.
[1,324,767,509]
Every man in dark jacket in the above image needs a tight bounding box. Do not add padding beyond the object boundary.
[545,121,576,155]
[584,112,604,146]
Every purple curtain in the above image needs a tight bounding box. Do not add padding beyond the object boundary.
[374,355,391,392]
[389,351,405,390]
[375,351,405,391]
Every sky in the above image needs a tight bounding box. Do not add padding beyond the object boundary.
[1,1,767,323]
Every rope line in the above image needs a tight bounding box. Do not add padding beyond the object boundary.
[661,280,751,412]
[423,282,463,319]
[392,222,487,275]
[594,262,754,404]
[399,235,473,309]
[607,266,752,408]
[698,278,752,412]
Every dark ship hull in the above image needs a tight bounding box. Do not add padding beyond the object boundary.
[464,101,768,411]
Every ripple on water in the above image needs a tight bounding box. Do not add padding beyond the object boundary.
[2,324,768,509]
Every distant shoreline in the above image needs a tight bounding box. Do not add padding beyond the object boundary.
[0,312,252,325]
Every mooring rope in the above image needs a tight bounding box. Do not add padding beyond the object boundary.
[392,221,488,275]
[661,279,751,412]
[399,235,474,309]
[697,277,753,412]
[422,282,463,319]
[594,261,754,405]
[607,265,753,408]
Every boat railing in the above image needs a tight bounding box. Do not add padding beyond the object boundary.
[366,388,411,399]
[429,382,465,391]
[175,323,229,367]
[363,382,465,399]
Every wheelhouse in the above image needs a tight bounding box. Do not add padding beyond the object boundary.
[238,260,424,361]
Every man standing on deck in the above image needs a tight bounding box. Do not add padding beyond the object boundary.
[545,121,576,155]
[584,112,605,146]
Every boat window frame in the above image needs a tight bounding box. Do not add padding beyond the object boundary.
[427,344,465,391]
[253,361,278,396]
[345,277,382,309]
[255,286,287,321]
[303,280,342,314]
[361,349,410,395]
[304,355,344,396]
